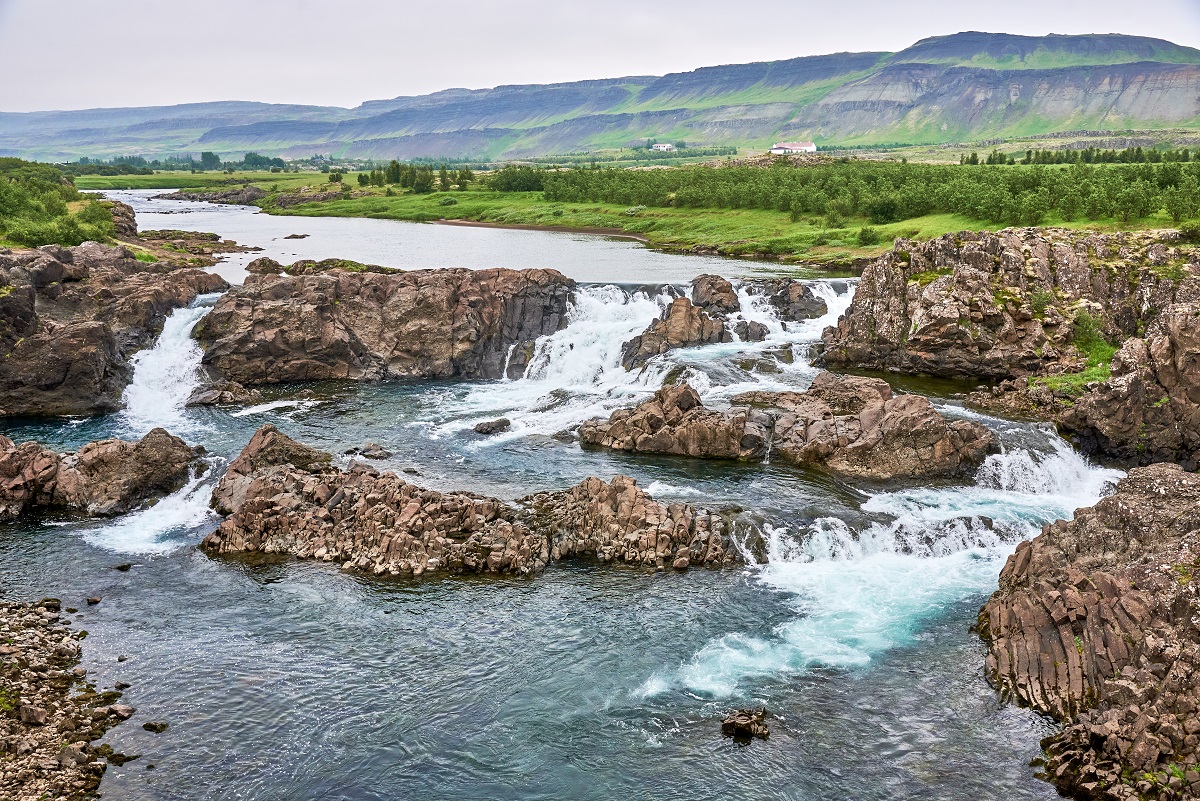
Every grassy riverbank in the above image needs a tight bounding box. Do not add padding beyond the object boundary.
[77,167,1193,269]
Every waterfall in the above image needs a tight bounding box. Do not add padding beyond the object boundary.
[639,431,1124,698]
[77,464,221,554]
[120,293,222,437]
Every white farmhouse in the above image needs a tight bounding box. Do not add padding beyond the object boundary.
[650,143,676,152]
[769,141,817,154]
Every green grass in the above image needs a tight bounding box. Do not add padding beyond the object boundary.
[74,171,316,190]
[1029,310,1118,395]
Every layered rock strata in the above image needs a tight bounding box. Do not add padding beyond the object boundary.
[979,463,1200,800]
[821,228,1200,380]
[202,425,739,575]
[0,599,136,800]
[0,242,227,416]
[0,428,202,519]
[580,374,994,480]
[195,267,574,383]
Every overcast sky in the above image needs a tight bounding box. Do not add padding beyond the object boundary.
[2,0,1199,113]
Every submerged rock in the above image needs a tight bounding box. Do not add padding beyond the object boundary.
[979,462,1200,800]
[473,418,511,435]
[186,380,262,407]
[580,373,994,480]
[0,428,201,519]
[0,242,227,417]
[721,708,769,741]
[195,267,574,384]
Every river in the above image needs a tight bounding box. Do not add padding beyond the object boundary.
[0,192,1122,800]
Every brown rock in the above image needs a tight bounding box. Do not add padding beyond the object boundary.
[211,424,331,515]
[523,475,738,570]
[753,278,831,321]
[473,418,511,435]
[0,428,200,519]
[691,274,741,317]
[721,708,770,740]
[186,380,263,407]
[979,463,1200,799]
[621,298,731,369]
[196,267,574,384]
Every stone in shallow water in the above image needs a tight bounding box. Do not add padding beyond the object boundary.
[721,708,769,741]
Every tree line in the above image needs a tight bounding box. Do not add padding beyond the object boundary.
[536,160,1200,227]
[353,161,475,192]
[962,146,1195,166]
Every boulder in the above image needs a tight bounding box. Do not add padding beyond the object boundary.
[522,474,737,570]
[979,463,1200,800]
[736,373,996,480]
[753,278,831,321]
[245,257,285,274]
[211,423,331,515]
[580,383,770,460]
[721,708,769,740]
[690,274,741,317]
[186,380,263,407]
[0,428,200,519]
[621,298,731,370]
[473,418,511,435]
[581,373,994,480]
[0,242,228,416]
[107,200,137,238]
[822,228,1200,379]
[196,267,574,383]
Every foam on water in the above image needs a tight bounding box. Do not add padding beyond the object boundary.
[438,279,856,444]
[640,435,1124,698]
[120,294,222,437]
[77,467,220,554]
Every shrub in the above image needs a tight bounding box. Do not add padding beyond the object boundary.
[1179,221,1200,243]
[624,205,647,216]
[856,226,882,246]
[437,197,458,206]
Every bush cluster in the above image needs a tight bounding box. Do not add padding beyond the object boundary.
[0,158,114,247]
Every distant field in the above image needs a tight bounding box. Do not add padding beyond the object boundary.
[74,171,318,190]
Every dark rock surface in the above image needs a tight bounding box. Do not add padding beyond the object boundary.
[754,278,831,321]
[195,267,574,383]
[0,428,200,519]
[0,242,228,416]
[690,274,741,317]
[721,708,770,741]
[473,418,511,435]
[186,380,262,407]
[157,186,267,205]
[979,462,1200,800]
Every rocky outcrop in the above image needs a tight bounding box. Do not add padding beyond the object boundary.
[1061,304,1200,470]
[979,463,1200,800]
[0,599,137,800]
[0,428,201,519]
[473,418,511,435]
[753,278,831,321]
[580,383,770,460]
[195,267,574,383]
[722,708,770,741]
[186,380,263,407]
[735,373,995,480]
[691,274,741,316]
[157,186,267,205]
[203,426,742,576]
[522,475,739,570]
[106,200,137,237]
[621,298,732,369]
[821,228,1200,380]
[581,374,994,480]
[0,242,228,416]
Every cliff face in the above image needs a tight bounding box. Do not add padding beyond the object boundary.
[4,32,1198,160]
[979,463,1200,800]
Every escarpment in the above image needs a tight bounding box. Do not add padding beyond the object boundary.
[579,373,994,480]
[979,463,1200,800]
[201,425,740,576]
[0,243,228,417]
[195,267,575,383]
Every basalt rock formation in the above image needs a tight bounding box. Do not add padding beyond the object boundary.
[978,462,1200,800]
[157,186,267,205]
[691,274,741,317]
[245,257,398,276]
[195,267,574,383]
[621,298,733,370]
[203,425,740,576]
[0,242,228,416]
[581,374,994,480]
[0,599,137,800]
[821,228,1200,380]
[0,428,201,519]
[523,475,738,570]
[753,278,831,322]
[580,383,770,460]
[186,380,263,407]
